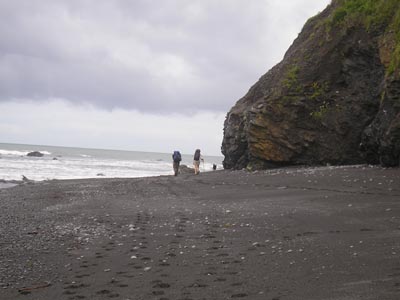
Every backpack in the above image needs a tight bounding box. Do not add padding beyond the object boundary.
[194,149,201,161]
[173,151,182,162]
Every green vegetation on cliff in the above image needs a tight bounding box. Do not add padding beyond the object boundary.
[330,0,400,75]
[332,0,400,28]
[283,65,300,91]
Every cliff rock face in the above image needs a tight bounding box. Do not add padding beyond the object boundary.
[222,0,400,169]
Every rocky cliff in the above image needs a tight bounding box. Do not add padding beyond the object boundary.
[222,0,400,169]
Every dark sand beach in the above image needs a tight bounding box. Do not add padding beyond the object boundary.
[1,165,400,300]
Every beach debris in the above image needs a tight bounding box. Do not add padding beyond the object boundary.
[26,230,39,235]
[22,175,32,182]
[143,267,152,271]
[18,282,51,293]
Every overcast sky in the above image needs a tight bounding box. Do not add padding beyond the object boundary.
[0,0,330,155]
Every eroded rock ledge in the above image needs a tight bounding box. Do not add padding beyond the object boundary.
[222,0,400,169]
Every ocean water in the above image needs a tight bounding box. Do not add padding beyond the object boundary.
[0,143,223,181]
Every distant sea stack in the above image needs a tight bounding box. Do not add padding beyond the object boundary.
[222,0,400,169]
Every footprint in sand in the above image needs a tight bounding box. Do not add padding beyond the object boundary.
[153,282,171,289]
[152,290,165,295]
[216,253,229,257]
[231,282,244,287]
[75,273,90,279]
[63,290,76,295]
[224,271,239,275]
[64,283,90,289]
[207,246,220,250]
[141,256,152,261]
[96,289,111,295]
[107,293,120,298]
[18,290,31,295]
[231,293,248,298]
[188,282,208,288]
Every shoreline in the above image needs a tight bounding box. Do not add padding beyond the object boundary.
[0,162,209,185]
[1,165,399,299]
[0,142,224,182]
[0,163,392,183]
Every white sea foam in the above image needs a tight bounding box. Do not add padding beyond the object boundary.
[0,149,31,156]
[0,149,52,156]
[0,157,172,181]
[0,143,223,181]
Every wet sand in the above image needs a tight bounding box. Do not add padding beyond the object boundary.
[0,165,399,300]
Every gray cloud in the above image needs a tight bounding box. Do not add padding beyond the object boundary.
[0,0,331,113]
[0,100,226,155]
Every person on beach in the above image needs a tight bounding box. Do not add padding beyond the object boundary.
[172,150,182,176]
[193,149,203,175]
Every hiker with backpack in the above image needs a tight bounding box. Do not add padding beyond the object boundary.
[172,150,182,176]
[193,149,203,175]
